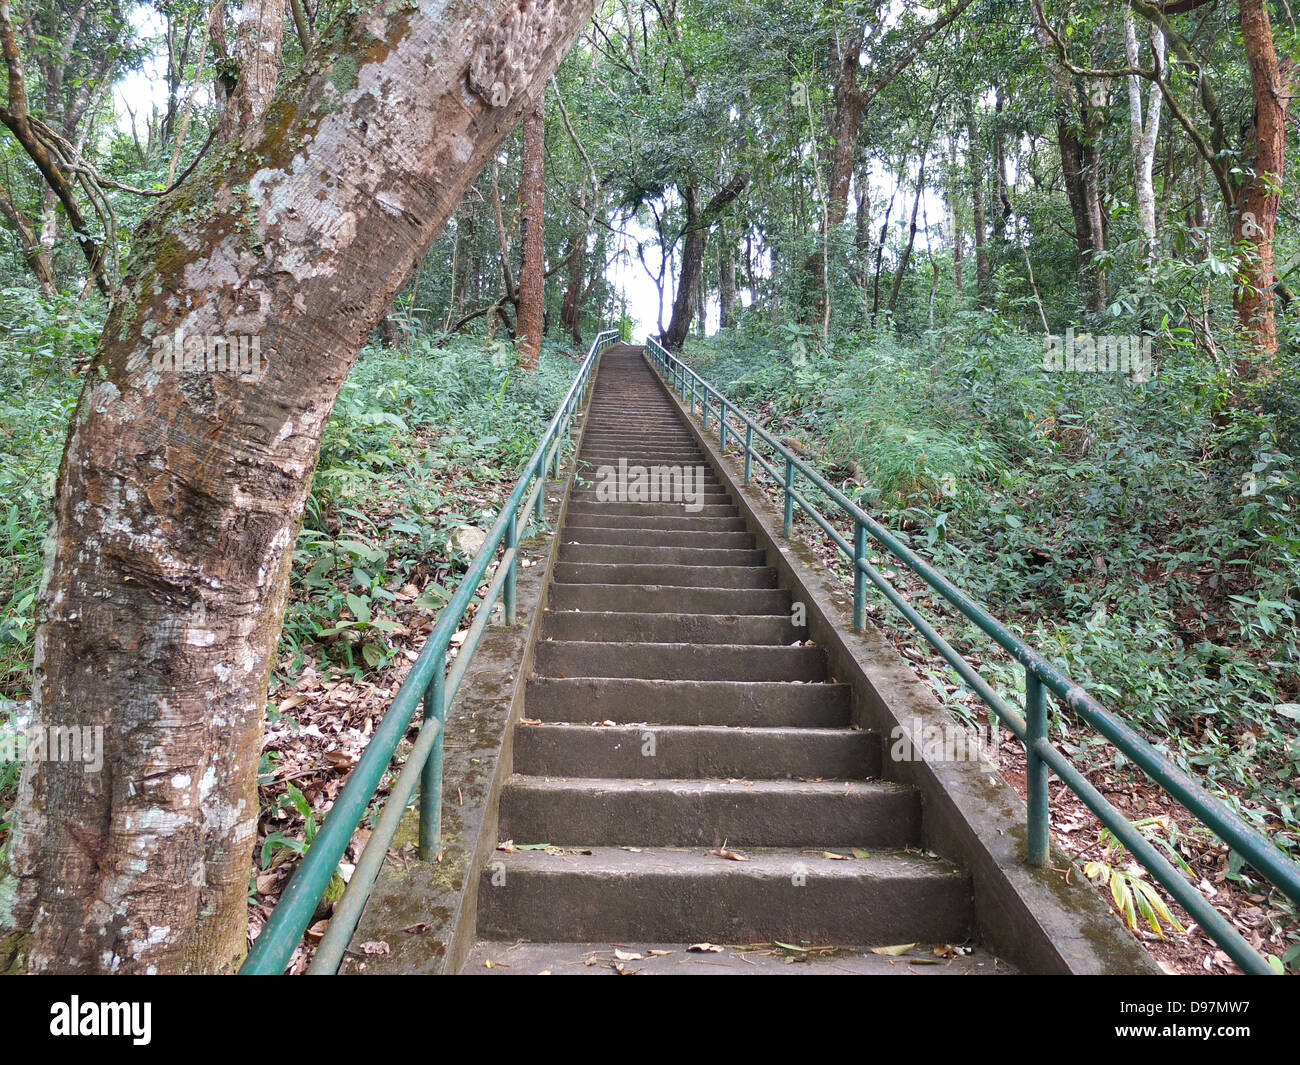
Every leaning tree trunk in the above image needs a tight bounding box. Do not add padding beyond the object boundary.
[662,173,749,350]
[0,0,596,976]
[517,101,546,368]
[0,180,57,295]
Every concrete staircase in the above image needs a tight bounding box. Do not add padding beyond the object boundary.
[465,346,997,973]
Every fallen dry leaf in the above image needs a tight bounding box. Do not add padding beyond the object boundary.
[870,943,916,957]
[688,942,724,953]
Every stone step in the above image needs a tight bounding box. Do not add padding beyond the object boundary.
[498,776,919,848]
[548,583,790,614]
[563,513,749,532]
[565,501,739,518]
[525,677,851,726]
[462,940,1012,975]
[559,526,755,549]
[477,846,972,945]
[556,543,763,568]
[533,641,827,682]
[513,723,880,779]
[541,609,794,644]
[552,562,775,589]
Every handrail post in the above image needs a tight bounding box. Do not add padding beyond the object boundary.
[1026,671,1049,867]
[417,665,446,860]
[504,512,519,625]
[690,375,697,416]
[533,457,545,525]
[743,425,753,485]
[853,521,867,632]
[719,408,728,452]
[702,386,710,430]
[783,457,795,537]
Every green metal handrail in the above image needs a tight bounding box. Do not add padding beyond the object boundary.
[240,329,620,975]
[646,334,1300,976]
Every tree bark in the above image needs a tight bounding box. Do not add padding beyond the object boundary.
[1233,0,1291,365]
[1124,9,1164,257]
[0,0,597,975]
[852,166,871,292]
[992,90,1011,243]
[215,0,288,145]
[718,230,737,328]
[517,102,546,367]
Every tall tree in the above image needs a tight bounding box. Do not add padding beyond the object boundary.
[966,97,991,306]
[517,101,546,366]
[1123,5,1163,257]
[661,172,749,349]
[805,0,977,314]
[1231,0,1291,363]
[0,0,597,975]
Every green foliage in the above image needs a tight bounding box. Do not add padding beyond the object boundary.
[1084,817,1190,940]
[0,297,85,702]
[686,312,1300,864]
[278,334,573,681]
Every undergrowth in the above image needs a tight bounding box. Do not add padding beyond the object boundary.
[684,313,1300,965]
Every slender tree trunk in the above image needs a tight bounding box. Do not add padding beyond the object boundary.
[948,129,963,296]
[966,101,991,306]
[0,180,57,296]
[992,90,1010,243]
[560,193,587,343]
[871,169,900,322]
[517,102,546,368]
[887,156,926,315]
[1124,9,1164,257]
[1081,111,1108,312]
[853,168,871,292]
[768,242,781,325]
[718,231,737,328]
[1058,120,1103,312]
[0,0,596,976]
[1233,0,1291,366]
[806,26,866,316]
[696,269,707,337]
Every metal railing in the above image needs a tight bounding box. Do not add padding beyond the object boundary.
[646,334,1300,976]
[240,329,620,975]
